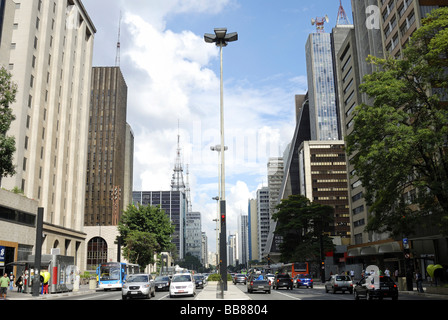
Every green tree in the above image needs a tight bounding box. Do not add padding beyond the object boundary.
[176,253,202,272]
[0,67,17,184]
[118,204,175,269]
[346,7,448,236]
[272,194,335,263]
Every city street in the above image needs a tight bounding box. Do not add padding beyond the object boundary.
[27,283,445,301]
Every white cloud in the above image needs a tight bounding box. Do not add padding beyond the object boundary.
[110,2,302,252]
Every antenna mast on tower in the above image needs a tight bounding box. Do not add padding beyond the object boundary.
[311,14,329,33]
[171,122,186,193]
[336,0,351,25]
[115,11,122,67]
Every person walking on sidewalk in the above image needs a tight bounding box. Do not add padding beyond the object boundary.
[415,270,424,293]
[15,274,23,293]
[0,273,10,299]
[9,272,14,290]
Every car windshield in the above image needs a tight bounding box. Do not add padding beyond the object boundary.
[194,275,202,280]
[172,275,192,282]
[236,274,245,277]
[335,276,350,281]
[277,274,290,279]
[126,275,148,283]
[299,274,310,279]
[155,276,169,281]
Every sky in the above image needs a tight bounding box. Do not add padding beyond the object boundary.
[82,0,353,255]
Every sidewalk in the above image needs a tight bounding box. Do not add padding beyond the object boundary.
[3,284,96,300]
[195,281,251,300]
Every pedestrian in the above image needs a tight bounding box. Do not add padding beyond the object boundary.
[9,272,14,290]
[394,269,399,281]
[415,270,424,293]
[350,270,355,281]
[0,273,10,299]
[15,274,23,293]
[385,268,390,277]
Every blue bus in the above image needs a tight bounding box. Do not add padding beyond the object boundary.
[96,262,139,290]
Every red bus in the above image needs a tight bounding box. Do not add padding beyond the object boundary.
[281,262,309,277]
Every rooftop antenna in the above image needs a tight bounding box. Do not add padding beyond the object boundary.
[336,0,351,25]
[115,10,122,67]
[311,14,329,33]
[171,120,186,192]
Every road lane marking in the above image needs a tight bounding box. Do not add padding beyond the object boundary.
[274,290,302,300]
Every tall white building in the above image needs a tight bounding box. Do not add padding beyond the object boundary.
[238,214,248,267]
[1,0,95,267]
[267,157,283,218]
[257,187,270,260]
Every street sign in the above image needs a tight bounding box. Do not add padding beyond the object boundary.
[0,246,5,266]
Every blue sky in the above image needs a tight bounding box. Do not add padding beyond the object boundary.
[83,0,353,253]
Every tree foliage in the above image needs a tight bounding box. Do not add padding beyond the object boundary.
[118,204,175,269]
[345,7,448,236]
[0,67,17,182]
[272,194,335,263]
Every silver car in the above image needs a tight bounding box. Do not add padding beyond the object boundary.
[324,275,353,294]
[122,274,156,299]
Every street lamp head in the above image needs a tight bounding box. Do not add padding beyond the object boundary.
[204,28,238,47]
[214,28,228,39]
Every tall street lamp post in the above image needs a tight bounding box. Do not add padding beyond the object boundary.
[204,28,237,291]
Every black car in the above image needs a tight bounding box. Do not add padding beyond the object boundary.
[194,274,205,289]
[354,276,398,300]
[274,273,293,290]
[154,276,171,291]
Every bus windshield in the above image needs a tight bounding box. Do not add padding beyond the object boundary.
[100,264,121,281]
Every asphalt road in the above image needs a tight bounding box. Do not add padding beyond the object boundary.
[48,283,444,301]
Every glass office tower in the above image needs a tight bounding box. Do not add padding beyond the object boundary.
[306,33,339,141]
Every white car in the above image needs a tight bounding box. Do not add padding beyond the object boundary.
[169,273,196,298]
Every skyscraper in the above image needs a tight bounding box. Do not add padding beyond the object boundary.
[1,0,95,267]
[257,187,270,260]
[185,211,202,262]
[85,67,131,227]
[305,32,339,141]
[84,66,134,270]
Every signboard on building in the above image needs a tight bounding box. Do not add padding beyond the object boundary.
[0,246,5,266]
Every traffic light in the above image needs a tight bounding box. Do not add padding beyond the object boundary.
[221,214,225,223]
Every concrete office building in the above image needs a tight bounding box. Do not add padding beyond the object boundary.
[201,232,208,268]
[257,187,270,260]
[267,157,283,219]
[334,0,448,270]
[298,140,350,243]
[238,214,249,266]
[247,198,259,262]
[1,0,95,269]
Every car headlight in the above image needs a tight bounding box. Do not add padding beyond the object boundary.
[143,284,150,288]
[123,285,128,289]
